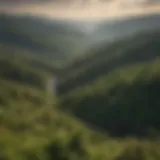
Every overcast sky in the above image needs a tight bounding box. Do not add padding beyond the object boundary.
[0,0,160,20]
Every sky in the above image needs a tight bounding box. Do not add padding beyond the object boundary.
[0,0,160,20]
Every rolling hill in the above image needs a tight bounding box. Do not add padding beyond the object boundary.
[58,25,160,138]
[0,39,160,160]
[0,14,89,67]
[2,43,160,160]
[1,13,160,68]
[58,30,160,95]
[0,12,160,160]
[0,51,106,160]
[90,13,160,44]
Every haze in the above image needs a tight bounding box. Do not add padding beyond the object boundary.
[0,0,160,20]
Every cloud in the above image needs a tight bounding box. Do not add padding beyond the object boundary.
[0,0,160,19]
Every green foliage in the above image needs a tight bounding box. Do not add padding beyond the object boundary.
[0,53,159,160]
[0,57,49,90]
[0,78,85,160]
[59,31,160,137]
[93,13,160,43]
[0,14,88,66]
[0,13,160,160]
[61,60,160,137]
[58,31,160,95]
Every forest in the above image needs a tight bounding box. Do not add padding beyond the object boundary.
[0,12,159,160]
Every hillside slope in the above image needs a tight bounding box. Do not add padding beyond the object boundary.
[0,12,160,160]
[0,14,88,66]
[58,30,160,95]
[58,29,160,138]
[1,51,160,160]
[90,13,160,44]
[0,54,103,160]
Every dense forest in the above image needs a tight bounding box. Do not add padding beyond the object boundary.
[0,49,160,160]
[59,29,160,138]
[0,12,160,160]
[0,14,89,67]
[58,31,160,94]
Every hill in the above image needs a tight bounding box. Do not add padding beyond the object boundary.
[1,50,160,160]
[0,12,160,160]
[1,13,160,68]
[58,29,160,138]
[0,53,104,160]
[0,14,89,67]
[61,59,160,136]
[90,13,160,44]
[0,47,160,160]
[58,30,160,95]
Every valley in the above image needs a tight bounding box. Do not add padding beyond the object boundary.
[0,11,160,160]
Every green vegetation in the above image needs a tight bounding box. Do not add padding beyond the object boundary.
[58,31,160,94]
[91,13,160,43]
[0,57,50,90]
[61,60,160,137]
[0,74,160,160]
[1,56,160,160]
[60,30,160,137]
[0,14,88,67]
[0,13,160,160]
